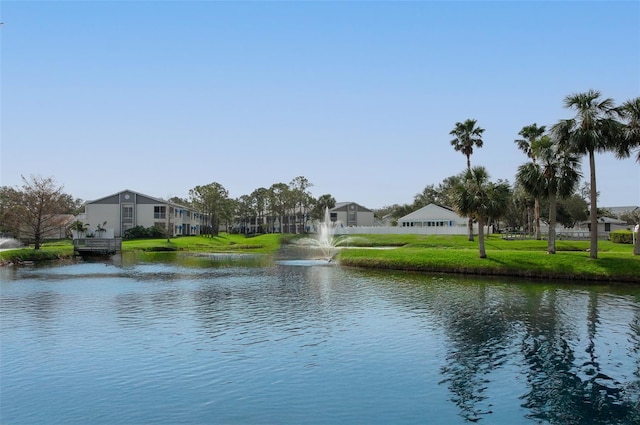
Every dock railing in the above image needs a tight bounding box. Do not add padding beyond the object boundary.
[73,238,122,254]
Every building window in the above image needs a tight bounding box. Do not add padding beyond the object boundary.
[154,206,166,219]
[122,204,133,220]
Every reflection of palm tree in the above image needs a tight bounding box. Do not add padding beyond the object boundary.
[437,283,512,422]
[520,288,583,422]
[520,289,640,423]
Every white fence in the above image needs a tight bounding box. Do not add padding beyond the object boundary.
[333,225,481,236]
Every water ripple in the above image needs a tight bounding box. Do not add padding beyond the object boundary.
[2,263,640,424]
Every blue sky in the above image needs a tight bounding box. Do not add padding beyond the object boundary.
[1,1,639,209]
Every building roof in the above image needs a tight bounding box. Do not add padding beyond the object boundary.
[580,216,627,225]
[606,206,639,216]
[331,202,373,213]
[86,189,194,210]
[398,203,462,221]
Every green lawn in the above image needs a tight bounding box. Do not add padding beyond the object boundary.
[0,234,282,264]
[335,235,640,282]
[122,234,282,253]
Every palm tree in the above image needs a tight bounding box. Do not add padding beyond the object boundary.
[453,166,509,258]
[484,179,512,236]
[615,97,640,255]
[69,220,88,239]
[517,136,582,254]
[551,90,622,259]
[450,119,485,241]
[615,97,640,163]
[515,124,546,240]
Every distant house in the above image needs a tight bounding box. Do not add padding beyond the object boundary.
[329,202,375,227]
[84,189,206,238]
[397,203,477,235]
[582,216,630,238]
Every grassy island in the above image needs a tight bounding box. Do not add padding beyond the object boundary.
[1,233,638,283]
[325,234,640,283]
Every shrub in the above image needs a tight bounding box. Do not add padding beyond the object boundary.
[610,230,633,244]
[124,225,167,240]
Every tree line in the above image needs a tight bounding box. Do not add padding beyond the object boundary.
[1,90,638,257]
[0,175,338,247]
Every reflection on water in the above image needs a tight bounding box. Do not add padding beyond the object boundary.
[1,258,639,424]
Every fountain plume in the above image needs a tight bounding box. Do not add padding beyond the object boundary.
[295,207,340,261]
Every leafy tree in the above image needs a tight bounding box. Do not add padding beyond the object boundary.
[168,196,190,207]
[450,119,485,241]
[250,187,269,233]
[485,179,512,234]
[268,183,290,233]
[59,193,85,215]
[235,195,253,234]
[502,182,532,232]
[312,194,336,220]
[552,90,623,258]
[189,182,230,237]
[515,124,546,240]
[452,166,509,258]
[548,194,589,229]
[412,184,441,209]
[437,174,464,208]
[619,209,640,226]
[1,175,72,249]
[0,186,21,237]
[289,176,314,234]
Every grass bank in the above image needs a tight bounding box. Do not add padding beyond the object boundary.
[0,240,74,265]
[122,234,282,253]
[0,234,282,265]
[335,235,640,283]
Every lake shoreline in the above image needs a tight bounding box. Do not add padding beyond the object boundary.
[1,234,638,283]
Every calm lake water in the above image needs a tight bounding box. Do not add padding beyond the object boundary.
[1,252,639,424]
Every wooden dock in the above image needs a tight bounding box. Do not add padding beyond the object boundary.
[73,238,122,255]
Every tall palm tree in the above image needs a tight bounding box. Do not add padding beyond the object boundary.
[515,124,546,240]
[515,124,546,162]
[551,90,622,259]
[615,97,640,163]
[450,119,485,241]
[517,136,582,254]
[615,97,640,255]
[453,166,509,258]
